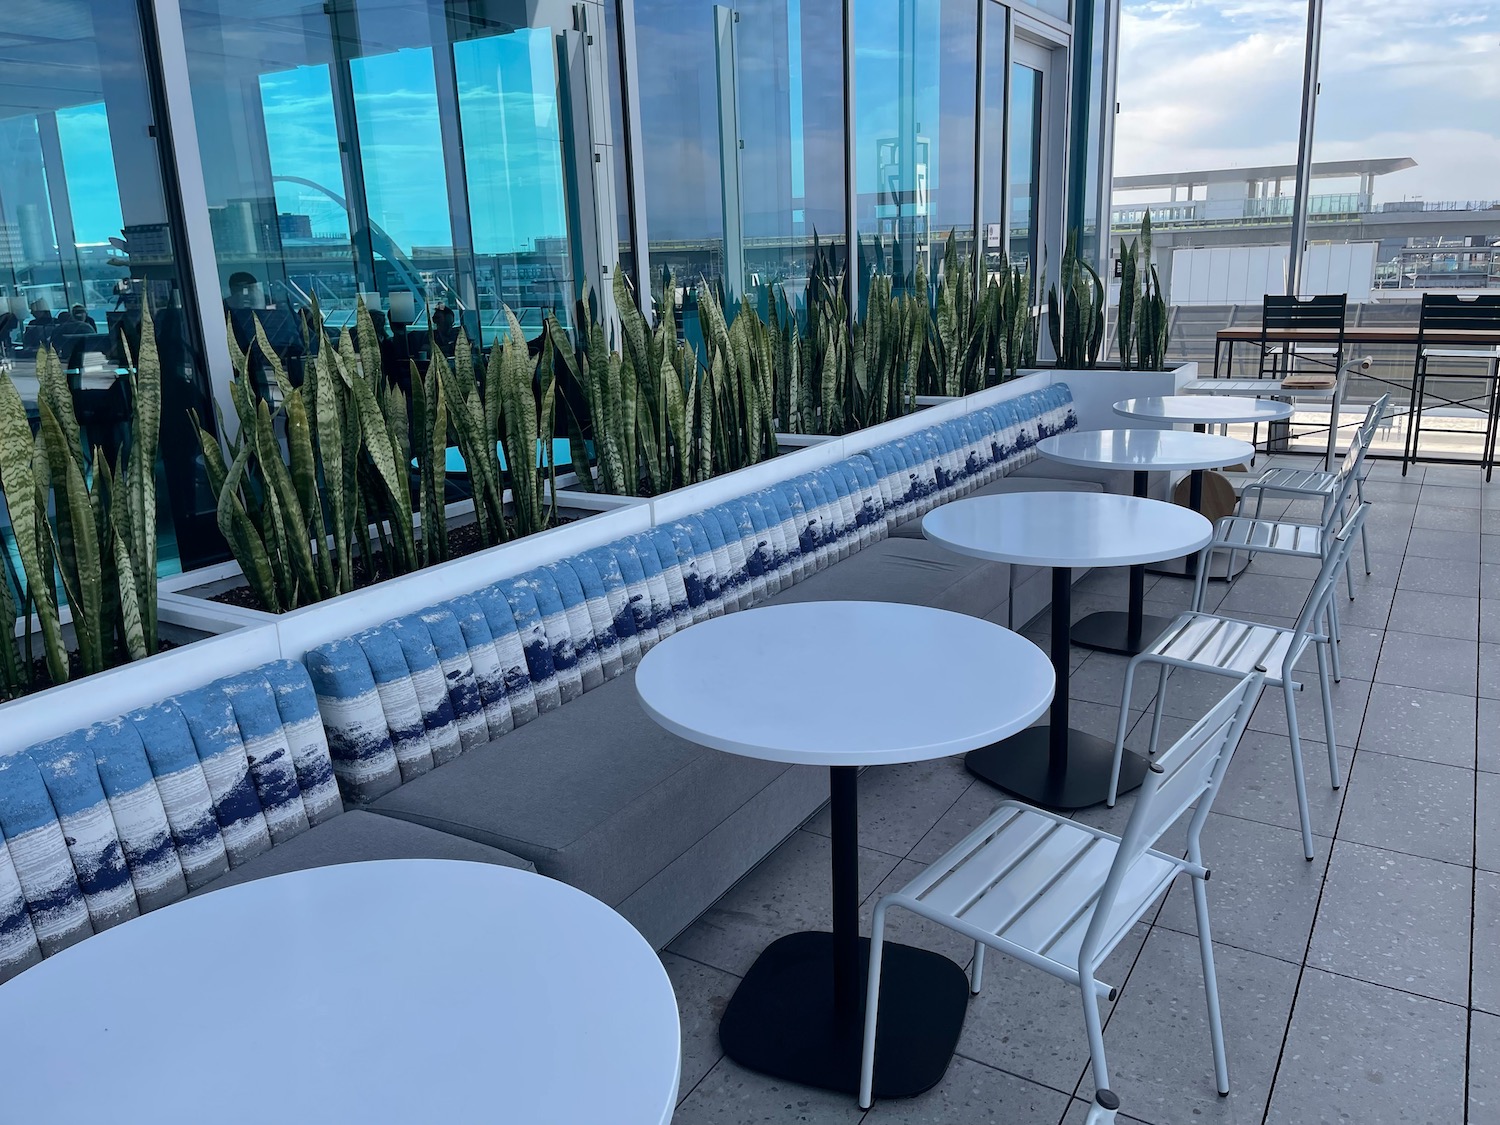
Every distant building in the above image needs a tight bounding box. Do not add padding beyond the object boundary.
[277,213,313,240]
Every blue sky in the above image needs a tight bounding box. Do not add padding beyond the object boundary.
[1115,0,1500,204]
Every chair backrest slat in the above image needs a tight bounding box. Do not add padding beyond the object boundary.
[1077,671,1263,969]
[1417,293,1500,335]
[1292,503,1371,642]
[1262,293,1348,333]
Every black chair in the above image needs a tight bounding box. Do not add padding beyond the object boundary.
[1251,294,1347,453]
[1402,293,1500,481]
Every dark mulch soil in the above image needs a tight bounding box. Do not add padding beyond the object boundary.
[3,639,180,704]
[210,516,579,614]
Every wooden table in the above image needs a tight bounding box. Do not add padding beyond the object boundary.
[1213,325,1500,379]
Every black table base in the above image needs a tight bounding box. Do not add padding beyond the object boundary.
[718,930,970,1098]
[965,725,1148,810]
[1070,610,1175,658]
[717,765,968,1098]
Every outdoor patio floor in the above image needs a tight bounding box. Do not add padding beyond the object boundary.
[660,454,1498,1125]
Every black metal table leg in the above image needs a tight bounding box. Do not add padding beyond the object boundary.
[717,766,970,1098]
[965,567,1148,809]
[1073,470,1170,656]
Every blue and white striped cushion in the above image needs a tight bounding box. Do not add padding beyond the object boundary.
[644,527,696,632]
[262,660,342,826]
[579,549,639,675]
[419,609,490,752]
[175,689,273,868]
[546,560,608,691]
[447,592,517,738]
[747,488,796,592]
[628,531,679,640]
[352,627,436,784]
[305,638,405,804]
[17,735,139,934]
[220,672,311,845]
[665,519,718,622]
[0,834,41,982]
[498,575,562,714]
[840,458,888,547]
[610,538,662,654]
[391,612,473,762]
[472,583,541,728]
[522,569,581,705]
[0,750,91,959]
[759,485,807,584]
[82,718,188,913]
[127,701,230,887]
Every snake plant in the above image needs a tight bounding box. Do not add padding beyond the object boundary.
[1048,229,1106,369]
[0,306,161,697]
[1118,211,1170,370]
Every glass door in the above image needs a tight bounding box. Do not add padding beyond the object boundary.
[1008,40,1051,279]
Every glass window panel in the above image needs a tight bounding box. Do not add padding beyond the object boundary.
[454,28,574,341]
[0,0,216,573]
[1309,0,1500,461]
[1110,0,1306,367]
[854,0,975,294]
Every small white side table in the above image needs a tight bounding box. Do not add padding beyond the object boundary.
[0,860,682,1125]
[1037,428,1253,655]
[923,492,1211,809]
[636,601,1052,1099]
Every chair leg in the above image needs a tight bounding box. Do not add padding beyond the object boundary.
[1109,660,1142,808]
[1191,876,1231,1097]
[1080,983,1116,1118]
[1283,679,1317,860]
[1149,663,1172,758]
[1192,548,1212,612]
[970,942,986,994]
[859,900,891,1109]
[1317,640,1341,790]
[1355,479,1372,575]
[1326,602,1343,684]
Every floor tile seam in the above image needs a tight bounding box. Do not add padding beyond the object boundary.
[1351,744,1481,770]
[663,947,746,983]
[1147,914,1310,969]
[1327,827,1481,874]
[1298,958,1475,1011]
[944,1051,1082,1104]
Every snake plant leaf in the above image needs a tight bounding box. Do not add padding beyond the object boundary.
[214,425,281,613]
[285,387,335,595]
[38,400,102,674]
[114,534,146,662]
[255,397,319,601]
[0,548,19,695]
[311,346,351,592]
[0,375,64,682]
[252,313,294,405]
[350,365,415,568]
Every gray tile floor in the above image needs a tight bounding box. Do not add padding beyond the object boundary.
[662,456,1497,1125]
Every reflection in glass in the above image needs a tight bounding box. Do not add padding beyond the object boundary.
[1008,64,1042,274]
[0,0,216,572]
[853,0,975,295]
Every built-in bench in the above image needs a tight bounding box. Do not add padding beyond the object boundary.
[1,380,1153,974]
[303,385,1093,948]
[0,659,532,984]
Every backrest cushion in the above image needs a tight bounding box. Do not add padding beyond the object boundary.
[0,659,339,983]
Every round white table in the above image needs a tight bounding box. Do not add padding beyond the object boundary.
[0,860,682,1125]
[1037,429,1254,656]
[923,492,1212,809]
[1112,394,1295,429]
[635,601,1053,1099]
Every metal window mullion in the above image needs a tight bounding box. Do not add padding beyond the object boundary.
[1287,0,1324,296]
[326,0,378,298]
[843,0,857,314]
[143,0,239,443]
[971,0,988,293]
[614,0,652,323]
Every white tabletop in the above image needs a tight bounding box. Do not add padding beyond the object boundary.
[1039,429,1255,472]
[923,492,1213,569]
[1114,395,1294,425]
[0,860,681,1125]
[635,601,1053,767]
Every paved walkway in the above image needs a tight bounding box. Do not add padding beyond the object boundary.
[662,456,1497,1125]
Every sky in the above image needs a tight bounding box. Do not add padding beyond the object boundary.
[1114,0,1500,205]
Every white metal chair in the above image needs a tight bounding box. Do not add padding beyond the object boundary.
[1110,504,1370,861]
[859,672,1265,1123]
[1238,392,1390,577]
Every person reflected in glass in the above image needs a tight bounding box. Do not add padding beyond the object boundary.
[22,299,57,353]
[54,304,97,371]
[430,303,460,358]
[225,270,304,397]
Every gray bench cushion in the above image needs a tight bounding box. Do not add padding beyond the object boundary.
[889,475,1104,539]
[194,809,535,895]
[763,536,1009,620]
[367,671,786,907]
